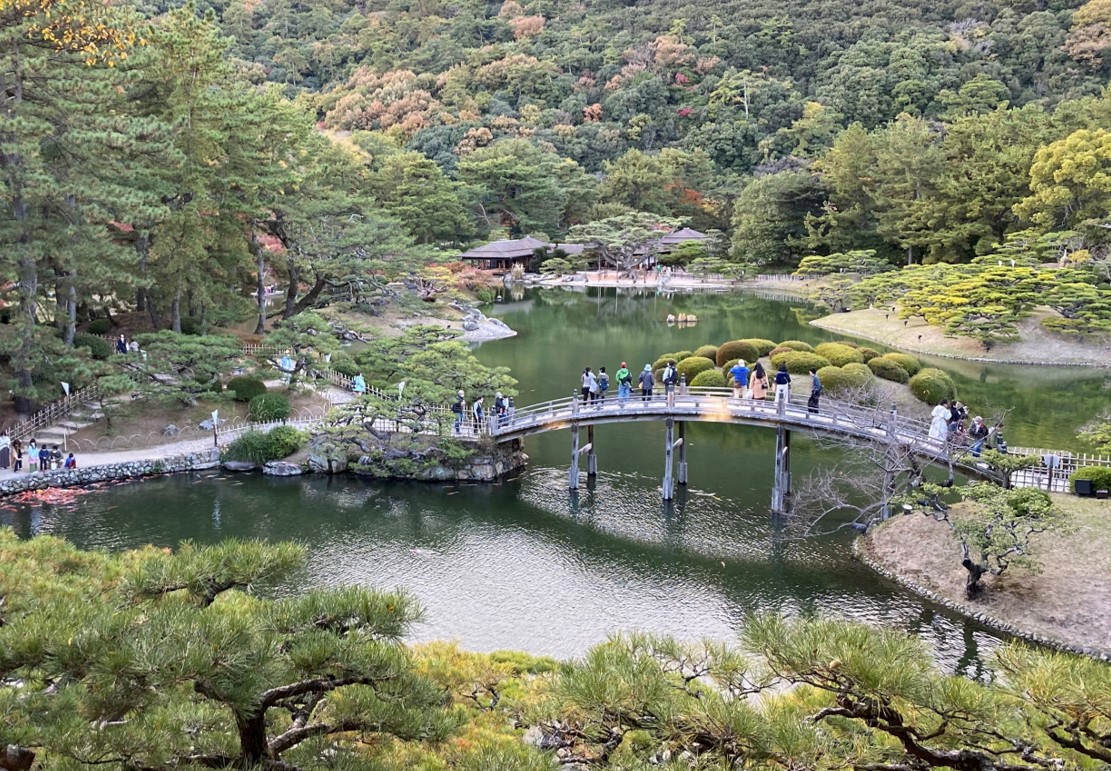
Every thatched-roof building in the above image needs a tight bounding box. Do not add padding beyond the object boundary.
[459,237,584,270]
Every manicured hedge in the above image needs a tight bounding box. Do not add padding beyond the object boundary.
[775,340,815,353]
[815,366,852,393]
[770,350,832,374]
[676,356,716,380]
[248,392,291,422]
[841,362,874,387]
[73,333,111,360]
[224,426,306,464]
[85,318,114,335]
[228,376,268,402]
[673,350,694,362]
[1070,466,1111,491]
[741,338,778,356]
[715,340,760,366]
[908,368,956,405]
[858,347,882,363]
[653,354,678,372]
[814,342,865,367]
[884,352,922,376]
[689,368,726,387]
[867,356,910,384]
[693,345,718,361]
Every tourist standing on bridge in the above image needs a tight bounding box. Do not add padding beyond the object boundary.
[639,364,655,401]
[751,362,769,400]
[968,415,990,456]
[581,367,597,404]
[662,361,679,394]
[616,362,632,404]
[929,399,950,441]
[494,392,507,427]
[452,390,465,433]
[807,368,822,414]
[729,359,750,399]
[597,367,609,403]
[774,364,791,405]
[471,396,485,432]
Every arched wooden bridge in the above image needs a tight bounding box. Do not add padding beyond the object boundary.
[483,387,995,512]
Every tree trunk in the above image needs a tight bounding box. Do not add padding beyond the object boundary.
[962,558,986,598]
[171,290,182,333]
[284,259,299,319]
[287,273,327,318]
[251,229,266,335]
[236,712,269,768]
[136,232,149,310]
[65,278,76,346]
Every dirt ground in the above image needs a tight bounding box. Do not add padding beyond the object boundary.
[863,495,1111,654]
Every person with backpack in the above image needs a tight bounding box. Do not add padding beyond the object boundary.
[451,390,465,433]
[615,362,632,404]
[729,359,750,399]
[774,364,791,405]
[494,392,507,427]
[597,367,610,403]
[662,360,678,393]
[807,367,822,414]
[638,364,655,401]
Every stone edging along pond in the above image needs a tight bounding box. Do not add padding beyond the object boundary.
[852,538,1111,662]
[0,450,223,498]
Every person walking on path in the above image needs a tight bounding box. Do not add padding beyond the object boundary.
[929,399,951,441]
[352,373,367,395]
[471,396,485,433]
[751,362,769,400]
[27,439,38,473]
[0,432,9,470]
[451,390,466,433]
[597,367,609,403]
[774,364,791,405]
[639,364,655,401]
[616,362,632,404]
[807,368,822,414]
[729,359,750,399]
[116,333,128,354]
[581,367,597,405]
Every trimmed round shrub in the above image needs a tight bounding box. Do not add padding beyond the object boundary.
[673,350,694,362]
[858,347,882,363]
[677,356,715,380]
[867,356,910,384]
[693,344,718,361]
[720,358,740,375]
[715,340,760,366]
[1071,466,1111,491]
[814,342,865,367]
[770,350,831,375]
[841,362,874,387]
[775,339,815,353]
[741,338,777,356]
[196,377,222,394]
[224,426,305,464]
[73,333,111,360]
[884,352,922,376]
[908,367,956,405]
[689,368,726,388]
[815,366,853,393]
[653,354,678,372]
[249,392,291,422]
[228,376,267,402]
[85,318,113,335]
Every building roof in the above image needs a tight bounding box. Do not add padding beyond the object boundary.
[460,236,550,260]
[658,227,707,246]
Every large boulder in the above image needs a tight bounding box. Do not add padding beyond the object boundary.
[307,451,348,474]
[263,460,303,476]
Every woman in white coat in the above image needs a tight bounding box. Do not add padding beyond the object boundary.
[929,399,951,441]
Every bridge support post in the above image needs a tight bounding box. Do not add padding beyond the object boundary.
[587,425,597,476]
[662,418,675,500]
[677,422,687,485]
[569,389,581,490]
[771,424,791,515]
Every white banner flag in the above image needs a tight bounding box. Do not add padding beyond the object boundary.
[61,382,71,396]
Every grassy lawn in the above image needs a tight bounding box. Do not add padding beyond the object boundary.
[863,493,1111,654]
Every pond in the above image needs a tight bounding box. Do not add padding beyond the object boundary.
[4,288,1103,673]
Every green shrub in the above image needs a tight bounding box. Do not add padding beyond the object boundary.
[841,362,874,387]
[329,351,359,378]
[715,340,760,366]
[775,339,815,353]
[769,350,831,374]
[179,316,202,336]
[677,356,715,380]
[884,352,922,376]
[73,333,111,360]
[814,342,865,367]
[719,358,740,375]
[196,377,222,394]
[693,344,718,361]
[908,367,956,405]
[652,354,678,372]
[227,376,267,402]
[867,356,910,383]
[249,392,291,422]
[740,338,777,356]
[689,368,726,387]
[224,426,305,464]
[815,366,852,393]
[85,318,113,335]
[673,350,693,362]
[1070,466,1111,491]
[858,347,882,362]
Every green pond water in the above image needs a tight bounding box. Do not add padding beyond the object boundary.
[4,288,1105,673]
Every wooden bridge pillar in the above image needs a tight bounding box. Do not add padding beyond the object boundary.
[677,422,688,485]
[587,425,597,476]
[662,418,675,500]
[771,424,791,515]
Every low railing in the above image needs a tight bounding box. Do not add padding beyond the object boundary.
[5,383,105,443]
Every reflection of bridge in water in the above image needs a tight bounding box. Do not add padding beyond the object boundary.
[485,388,1018,512]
